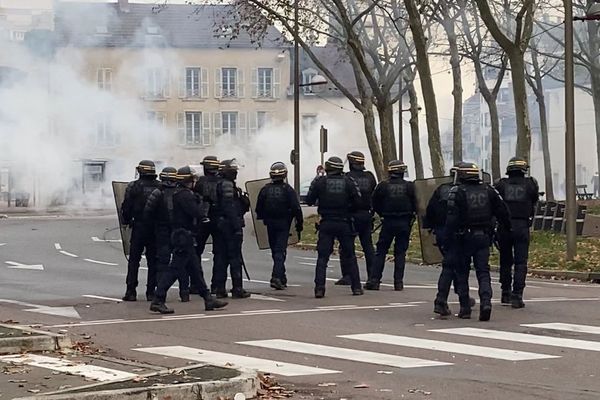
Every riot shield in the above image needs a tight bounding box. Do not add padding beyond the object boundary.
[414,176,453,265]
[112,181,131,260]
[245,178,299,250]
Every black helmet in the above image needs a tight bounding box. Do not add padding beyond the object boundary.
[388,160,407,177]
[159,166,177,182]
[347,151,365,171]
[325,156,344,174]
[269,162,288,181]
[201,155,220,174]
[456,161,480,182]
[219,159,239,180]
[176,166,195,183]
[137,160,156,176]
[506,157,528,175]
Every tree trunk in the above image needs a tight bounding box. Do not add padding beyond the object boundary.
[446,21,463,163]
[361,98,385,180]
[377,100,398,165]
[404,0,445,176]
[588,17,600,183]
[407,80,424,179]
[590,69,600,185]
[487,96,502,182]
[508,52,532,161]
[537,90,554,201]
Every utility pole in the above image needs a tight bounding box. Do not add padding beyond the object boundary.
[565,0,577,260]
[293,0,300,193]
[398,78,403,160]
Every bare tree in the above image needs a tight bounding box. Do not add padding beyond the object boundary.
[405,74,424,178]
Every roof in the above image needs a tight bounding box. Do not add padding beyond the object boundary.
[54,2,286,49]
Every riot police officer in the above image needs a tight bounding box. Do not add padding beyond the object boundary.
[335,151,377,285]
[121,160,160,301]
[150,166,227,314]
[144,167,190,302]
[494,157,539,308]
[365,160,416,291]
[212,160,251,299]
[446,162,511,321]
[191,155,221,294]
[256,162,303,290]
[306,156,363,298]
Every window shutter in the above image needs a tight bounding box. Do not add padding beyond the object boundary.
[179,68,186,98]
[215,68,222,98]
[237,68,244,98]
[163,69,171,98]
[213,112,222,137]
[201,67,209,98]
[202,112,211,146]
[106,69,112,91]
[96,69,102,89]
[273,68,280,99]
[238,111,247,137]
[249,112,257,135]
[251,68,258,99]
[177,112,185,145]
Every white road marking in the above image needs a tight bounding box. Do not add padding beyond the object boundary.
[54,243,61,250]
[226,277,301,287]
[241,309,281,314]
[83,295,122,303]
[134,346,340,377]
[325,278,437,289]
[0,299,81,319]
[0,354,135,382]
[294,256,339,262]
[432,328,600,352]
[47,303,419,328]
[250,294,286,302]
[316,305,357,309]
[521,323,600,335]
[91,236,122,243]
[59,250,78,258]
[240,339,451,369]
[84,259,119,266]
[0,243,6,246]
[448,297,600,305]
[5,261,44,271]
[339,333,560,361]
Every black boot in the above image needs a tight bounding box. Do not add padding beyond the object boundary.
[511,293,525,309]
[434,301,452,317]
[214,288,228,299]
[122,291,137,302]
[469,297,477,307]
[204,296,228,311]
[363,280,380,290]
[231,288,251,299]
[314,287,325,298]
[145,292,154,302]
[457,308,471,319]
[479,301,492,321]
[270,278,286,290]
[501,291,512,305]
[394,281,404,291]
[150,302,174,314]
[334,276,351,286]
[352,287,364,296]
[180,291,190,303]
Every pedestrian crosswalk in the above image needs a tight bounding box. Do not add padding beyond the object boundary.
[134,321,600,377]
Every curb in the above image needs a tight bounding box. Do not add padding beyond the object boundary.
[0,324,71,355]
[14,364,258,400]
[293,243,600,283]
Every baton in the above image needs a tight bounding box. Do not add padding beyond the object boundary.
[241,254,251,281]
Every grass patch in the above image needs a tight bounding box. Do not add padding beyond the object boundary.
[299,214,600,272]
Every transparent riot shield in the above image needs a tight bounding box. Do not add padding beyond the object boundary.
[245,178,300,250]
[112,181,131,260]
[414,176,453,265]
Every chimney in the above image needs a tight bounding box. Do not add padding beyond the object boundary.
[118,0,130,13]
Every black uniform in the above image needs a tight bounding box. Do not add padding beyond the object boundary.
[446,180,511,320]
[369,176,416,290]
[306,172,363,296]
[121,175,160,300]
[256,181,303,286]
[340,169,377,281]
[212,178,251,297]
[144,180,189,300]
[495,174,539,304]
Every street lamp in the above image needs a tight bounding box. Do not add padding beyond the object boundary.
[565,1,600,260]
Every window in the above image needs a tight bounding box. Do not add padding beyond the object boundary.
[222,112,238,137]
[177,112,211,146]
[222,68,237,98]
[97,68,112,91]
[257,68,273,98]
[145,68,168,99]
[302,68,317,94]
[257,111,268,131]
[96,116,116,147]
[95,25,108,35]
[10,31,25,41]
[186,68,201,97]
[301,114,317,132]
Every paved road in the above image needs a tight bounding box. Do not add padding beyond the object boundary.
[1,214,600,399]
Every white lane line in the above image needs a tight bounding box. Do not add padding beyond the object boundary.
[134,346,340,377]
[0,243,6,247]
[47,303,420,328]
[5,261,44,271]
[228,277,301,287]
[54,243,61,250]
[83,295,122,303]
[521,323,600,335]
[294,256,339,262]
[0,354,136,382]
[91,236,122,243]
[59,250,78,258]
[240,339,450,369]
[241,309,281,314]
[340,333,560,361]
[432,328,600,352]
[316,305,357,309]
[251,295,286,302]
[84,259,119,266]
